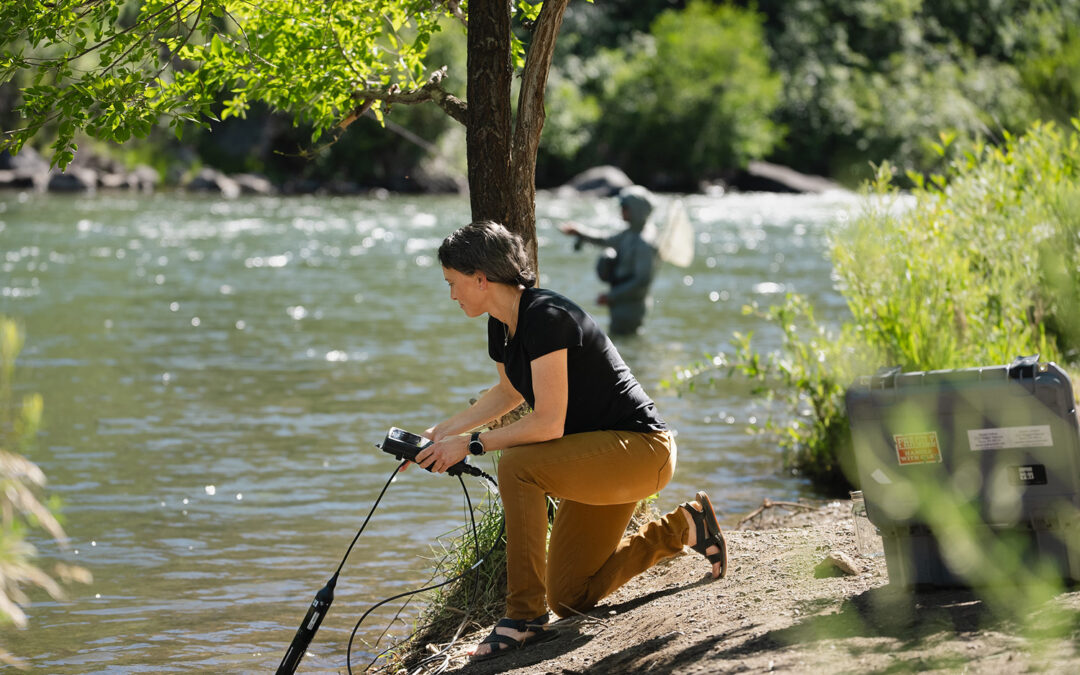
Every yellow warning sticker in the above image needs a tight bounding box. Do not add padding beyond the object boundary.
[894,432,942,465]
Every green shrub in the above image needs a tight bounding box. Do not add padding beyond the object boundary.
[709,119,1080,490]
[767,0,1080,184]
[729,296,859,494]
[546,1,782,188]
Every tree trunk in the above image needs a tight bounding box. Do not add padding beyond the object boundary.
[508,0,570,276]
[466,0,513,227]
[465,0,569,279]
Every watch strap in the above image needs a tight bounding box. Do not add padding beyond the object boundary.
[469,431,484,455]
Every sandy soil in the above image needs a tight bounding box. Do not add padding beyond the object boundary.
[406,499,1080,674]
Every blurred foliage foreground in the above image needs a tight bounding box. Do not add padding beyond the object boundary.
[0,318,90,669]
[673,118,1080,617]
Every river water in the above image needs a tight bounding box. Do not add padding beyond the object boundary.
[0,188,857,672]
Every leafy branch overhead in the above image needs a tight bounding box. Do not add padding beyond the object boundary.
[0,0,541,169]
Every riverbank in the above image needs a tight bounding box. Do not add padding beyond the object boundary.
[396,500,1080,674]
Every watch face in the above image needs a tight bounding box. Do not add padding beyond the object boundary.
[469,436,483,454]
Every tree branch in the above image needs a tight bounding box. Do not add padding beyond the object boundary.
[440,0,467,27]
[509,0,570,270]
[345,66,467,129]
[737,498,817,529]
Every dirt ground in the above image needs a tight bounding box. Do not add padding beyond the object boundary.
[405,499,1080,674]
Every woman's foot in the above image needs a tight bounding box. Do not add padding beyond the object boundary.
[680,491,728,579]
[470,615,554,662]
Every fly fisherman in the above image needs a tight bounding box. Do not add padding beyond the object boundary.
[560,185,659,336]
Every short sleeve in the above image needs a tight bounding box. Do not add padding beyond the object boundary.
[487,316,506,362]
[523,304,583,359]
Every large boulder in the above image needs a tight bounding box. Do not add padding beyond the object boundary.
[384,162,467,194]
[233,173,276,195]
[407,164,467,194]
[0,148,49,190]
[0,147,49,173]
[47,166,97,193]
[184,168,240,199]
[130,165,160,192]
[0,169,41,190]
[95,164,160,192]
[558,165,634,197]
[734,161,846,194]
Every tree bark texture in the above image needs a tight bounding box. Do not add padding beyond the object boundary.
[466,0,512,228]
[509,0,570,275]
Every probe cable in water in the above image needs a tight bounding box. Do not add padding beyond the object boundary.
[275,427,499,675]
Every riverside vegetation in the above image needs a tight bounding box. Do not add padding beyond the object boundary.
[0,319,90,667]
[3,2,1080,191]
[722,119,1080,493]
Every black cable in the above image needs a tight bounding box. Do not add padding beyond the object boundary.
[357,474,497,675]
[338,462,409,577]
[276,462,408,675]
[346,470,502,674]
[277,442,500,675]
[356,474,485,672]
[396,476,488,675]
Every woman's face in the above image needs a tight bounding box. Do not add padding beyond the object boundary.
[442,266,486,317]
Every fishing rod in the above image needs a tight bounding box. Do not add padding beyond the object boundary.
[275,427,498,675]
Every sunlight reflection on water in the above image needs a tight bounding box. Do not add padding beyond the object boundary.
[0,188,859,672]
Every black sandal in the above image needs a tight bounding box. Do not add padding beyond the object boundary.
[469,614,556,663]
[682,490,728,579]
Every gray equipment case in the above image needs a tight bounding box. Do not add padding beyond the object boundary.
[846,356,1080,587]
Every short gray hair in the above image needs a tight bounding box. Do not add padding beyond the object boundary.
[438,221,536,287]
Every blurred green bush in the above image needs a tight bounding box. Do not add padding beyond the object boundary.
[541,1,782,190]
[0,318,90,668]
[725,119,1080,491]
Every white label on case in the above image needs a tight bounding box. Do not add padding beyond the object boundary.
[967,425,1053,451]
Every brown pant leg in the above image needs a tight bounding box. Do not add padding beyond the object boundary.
[547,501,689,617]
[496,429,681,619]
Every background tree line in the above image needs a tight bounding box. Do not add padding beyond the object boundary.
[3,0,1077,193]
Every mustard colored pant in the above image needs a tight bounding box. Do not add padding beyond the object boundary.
[496,429,688,619]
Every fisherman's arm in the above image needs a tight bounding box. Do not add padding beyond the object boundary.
[559,222,618,247]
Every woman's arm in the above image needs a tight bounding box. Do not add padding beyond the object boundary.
[426,363,524,441]
[479,349,567,451]
[417,349,569,473]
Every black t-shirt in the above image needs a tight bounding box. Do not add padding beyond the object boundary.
[487,288,667,435]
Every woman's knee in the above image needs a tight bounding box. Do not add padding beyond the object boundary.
[546,583,595,619]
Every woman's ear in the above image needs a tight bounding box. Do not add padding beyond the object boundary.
[476,272,488,289]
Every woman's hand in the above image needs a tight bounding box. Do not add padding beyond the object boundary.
[395,425,446,473]
[424,425,448,443]
[414,435,470,474]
